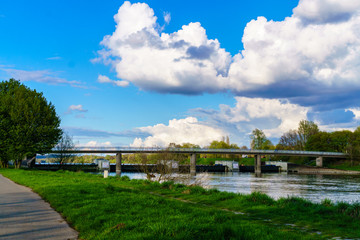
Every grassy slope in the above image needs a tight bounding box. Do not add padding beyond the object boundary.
[0,169,359,239]
[326,161,360,171]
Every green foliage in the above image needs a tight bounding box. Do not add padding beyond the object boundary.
[207,139,240,158]
[277,120,319,151]
[297,120,319,150]
[0,79,62,167]
[250,129,273,150]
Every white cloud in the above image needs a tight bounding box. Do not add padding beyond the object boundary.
[96,1,231,94]
[293,0,360,24]
[229,11,360,93]
[192,97,310,146]
[97,74,129,87]
[95,0,360,107]
[130,117,224,147]
[46,56,62,60]
[66,105,88,114]
[164,12,171,24]
[79,141,113,149]
[1,68,85,88]
[346,108,360,120]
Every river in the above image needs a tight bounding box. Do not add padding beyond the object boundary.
[107,172,360,203]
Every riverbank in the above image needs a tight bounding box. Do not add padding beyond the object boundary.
[0,169,359,239]
[288,164,360,175]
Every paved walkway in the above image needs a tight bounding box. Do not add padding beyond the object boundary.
[0,174,78,240]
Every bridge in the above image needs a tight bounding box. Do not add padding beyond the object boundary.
[50,147,347,175]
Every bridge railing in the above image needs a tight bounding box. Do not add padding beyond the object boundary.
[50,147,347,158]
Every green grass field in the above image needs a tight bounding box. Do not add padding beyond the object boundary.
[1,169,359,239]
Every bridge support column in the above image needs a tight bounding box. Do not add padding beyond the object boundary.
[190,153,196,176]
[254,155,261,175]
[316,156,323,167]
[116,153,122,176]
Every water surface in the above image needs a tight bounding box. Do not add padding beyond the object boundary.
[107,172,360,203]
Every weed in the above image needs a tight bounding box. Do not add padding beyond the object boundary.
[321,198,333,207]
[244,192,275,205]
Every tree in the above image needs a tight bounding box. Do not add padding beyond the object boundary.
[346,127,360,166]
[250,129,273,150]
[54,132,75,165]
[0,79,62,168]
[305,132,332,152]
[277,129,300,150]
[297,120,319,150]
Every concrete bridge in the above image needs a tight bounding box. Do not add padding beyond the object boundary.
[50,147,347,175]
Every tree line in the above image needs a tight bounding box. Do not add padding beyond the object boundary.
[250,120,360,165]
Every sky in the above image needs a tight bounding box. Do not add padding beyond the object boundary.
[1,0,360,148]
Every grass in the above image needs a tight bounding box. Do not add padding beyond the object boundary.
[1,169,360,239]
[326,161,360,171]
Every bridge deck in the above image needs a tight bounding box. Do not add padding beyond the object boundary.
[50,147,347,158]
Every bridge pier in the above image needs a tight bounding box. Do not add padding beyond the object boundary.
[116,153,122,176]
[190,153,196,176]
[254,155,261,175]
[316,156,323,167]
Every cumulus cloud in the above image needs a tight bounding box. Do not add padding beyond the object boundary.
[346,108,360,120]
[97,74,129,87]
[95,1,231,94]
[95,0,360,109]
[130,117,225,147]
[1,68,85,88]
[192,97,310,145]
[66,105,88,114]
[293,0,360,24]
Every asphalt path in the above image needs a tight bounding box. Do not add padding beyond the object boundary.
[0,174,78,240]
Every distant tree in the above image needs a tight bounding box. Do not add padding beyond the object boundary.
[330,130,352,152]
[54,132,75,165]
[208,140,239,158]
[0,79,62,168]
[305,132,332,152]
[297,120,319,150]
[346,127,360,166]
[181,143,200,149]
[306,130,353,153]
[250,129,273,150]
[277,130,300,150]
[209,140,231,149]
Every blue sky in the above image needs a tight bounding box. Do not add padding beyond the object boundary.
[1,0,360,148]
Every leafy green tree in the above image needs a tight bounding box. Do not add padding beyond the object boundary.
[346,127,360,166]
[209,140,231,149]
[250,129,273,150]
[207,140,239,158]
[305,132,333,152]
[330,130,352,153]
[0,79,62,168]
[297,120,319,150]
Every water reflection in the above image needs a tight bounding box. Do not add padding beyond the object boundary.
[108,172,360,203]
